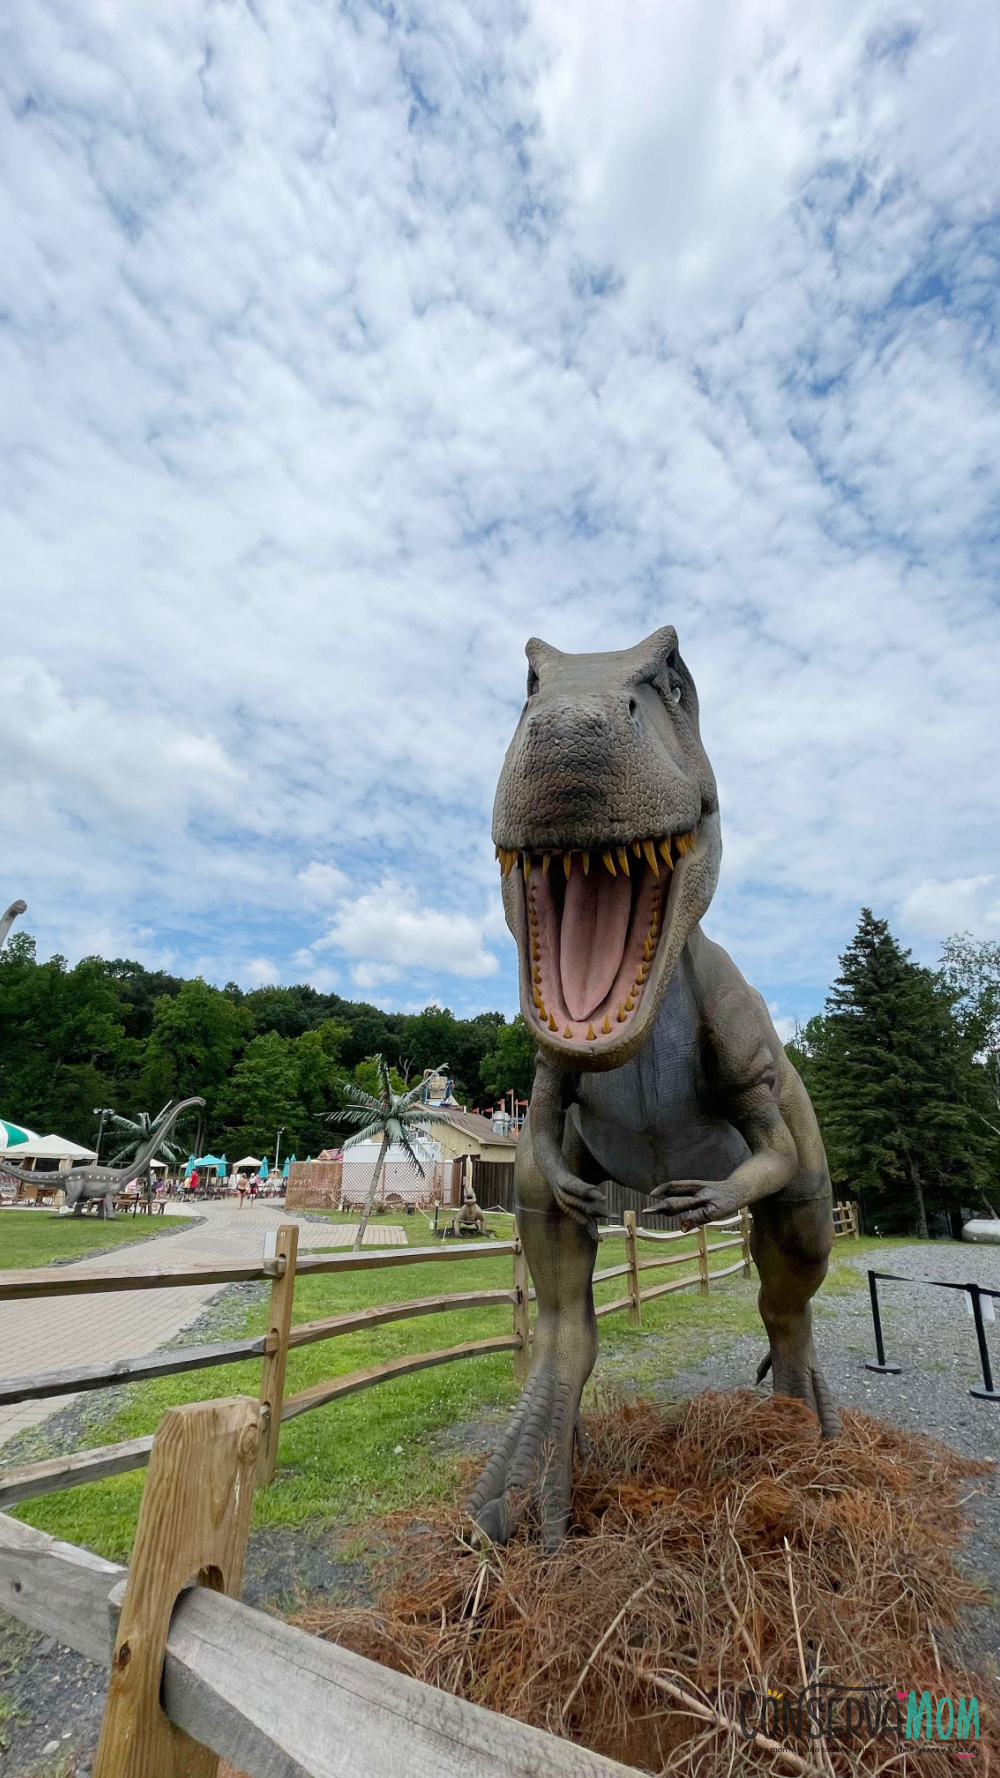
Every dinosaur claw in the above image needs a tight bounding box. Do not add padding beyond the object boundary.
[755,1348,772,1384]
[467,1364,579,1549]
[473,1495,511,1545]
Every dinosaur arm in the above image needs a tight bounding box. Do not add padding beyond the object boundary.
[652,941,797,1225]
[529,1054,607,1223]
[652,1089,796,1225]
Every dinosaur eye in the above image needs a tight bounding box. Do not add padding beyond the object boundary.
[668,681,682,706]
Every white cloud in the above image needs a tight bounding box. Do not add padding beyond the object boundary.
[316,880,500,980]
[0,0,998,1020]
[899,877,1000,943]
[244,957,281,988]
[297,863,351,906]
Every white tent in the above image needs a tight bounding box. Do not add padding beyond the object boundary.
[1,1132,97,1169]
[233,1155,264,1171]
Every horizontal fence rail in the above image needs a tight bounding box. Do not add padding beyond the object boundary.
[0,1208,759,1504]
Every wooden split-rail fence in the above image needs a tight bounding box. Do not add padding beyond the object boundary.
[0,1395,642,1777]
[0,1211,758,1507]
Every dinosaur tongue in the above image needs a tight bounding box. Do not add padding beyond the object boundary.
[559,865,632,1021]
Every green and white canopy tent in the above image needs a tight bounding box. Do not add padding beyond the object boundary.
[1,1121,96,1165]
[0,1118,38,1153]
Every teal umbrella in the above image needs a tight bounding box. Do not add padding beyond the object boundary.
[259,1157,269,1179]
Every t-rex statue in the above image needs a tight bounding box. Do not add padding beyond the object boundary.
[0,1097,205,1219]
[468,628,837,1550]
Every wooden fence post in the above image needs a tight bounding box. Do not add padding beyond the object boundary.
[851,1201,861,1240]
[93,1396,260,1778]
[697,1225,709,1295]
[624,1210,641,1325]
[740,1206,752,1278]
[258,1222,298,1484]
[512,1219,530,1383]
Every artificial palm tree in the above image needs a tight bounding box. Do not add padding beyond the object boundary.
[104,1101,185,1187]
[336,1057,450,1252]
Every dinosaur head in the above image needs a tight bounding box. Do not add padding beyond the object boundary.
[493,626,720,1072]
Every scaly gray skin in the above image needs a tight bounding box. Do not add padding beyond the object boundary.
[468,628,837,1550]
[1,1097,205,1218]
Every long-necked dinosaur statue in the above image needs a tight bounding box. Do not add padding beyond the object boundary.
[468,627,837,1549]
[0,899,27,951]
[1,1097,205,1219]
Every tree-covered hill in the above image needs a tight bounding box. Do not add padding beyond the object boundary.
[0,931,535,1164]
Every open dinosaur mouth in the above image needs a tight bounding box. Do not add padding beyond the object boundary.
[497,829,698,1048]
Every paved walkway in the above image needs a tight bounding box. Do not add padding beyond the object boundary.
[0,1204,407,1450]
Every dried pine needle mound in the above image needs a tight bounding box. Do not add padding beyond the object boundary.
[296,1391,998,1775]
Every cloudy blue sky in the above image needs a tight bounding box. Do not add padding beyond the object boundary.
[2,0,998,1034]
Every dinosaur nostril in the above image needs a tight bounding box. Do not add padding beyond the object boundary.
[627,697,638,718]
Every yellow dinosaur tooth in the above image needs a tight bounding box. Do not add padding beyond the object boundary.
[617,1003,628,1022]
[532,984,542,1007]
[602,850,616,876]
[658,837,674,868]
[642,838,660,877]
[533,964,541,985]
[602,1014,611,1034]
[564,1023,573,1038]
[538,999,547,1020]
[625,995,634,1010]
[631,841,641,857]
[582,851,589,875]
[548,1012,558,1031]
[563,852,572,880]
[523,853,531,880]
[617,848,630,876]
[643,937,653,961]
[542,854,551,877]
[587,1023,596,1041]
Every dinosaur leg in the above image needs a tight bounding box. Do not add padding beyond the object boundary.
[103,1190,116,1220]
[467,1107,598,1551]
[751,1195,839,1438]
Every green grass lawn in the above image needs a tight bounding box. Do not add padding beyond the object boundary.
[8,1215,875,1562]
[0,1208,190,1270]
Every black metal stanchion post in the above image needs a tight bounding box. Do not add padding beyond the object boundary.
[865,1271,901,1374]
[968,1286,1000,1402]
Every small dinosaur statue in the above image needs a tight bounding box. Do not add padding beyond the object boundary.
[1,1097,205,1219]
[450,1180,487,1238]
[468,628,837,1549]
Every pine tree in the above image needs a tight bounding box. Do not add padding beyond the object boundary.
[809,909,988,1236]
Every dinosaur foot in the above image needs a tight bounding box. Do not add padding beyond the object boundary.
[466,1364,582,1552]
[756,1345,840,1439]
